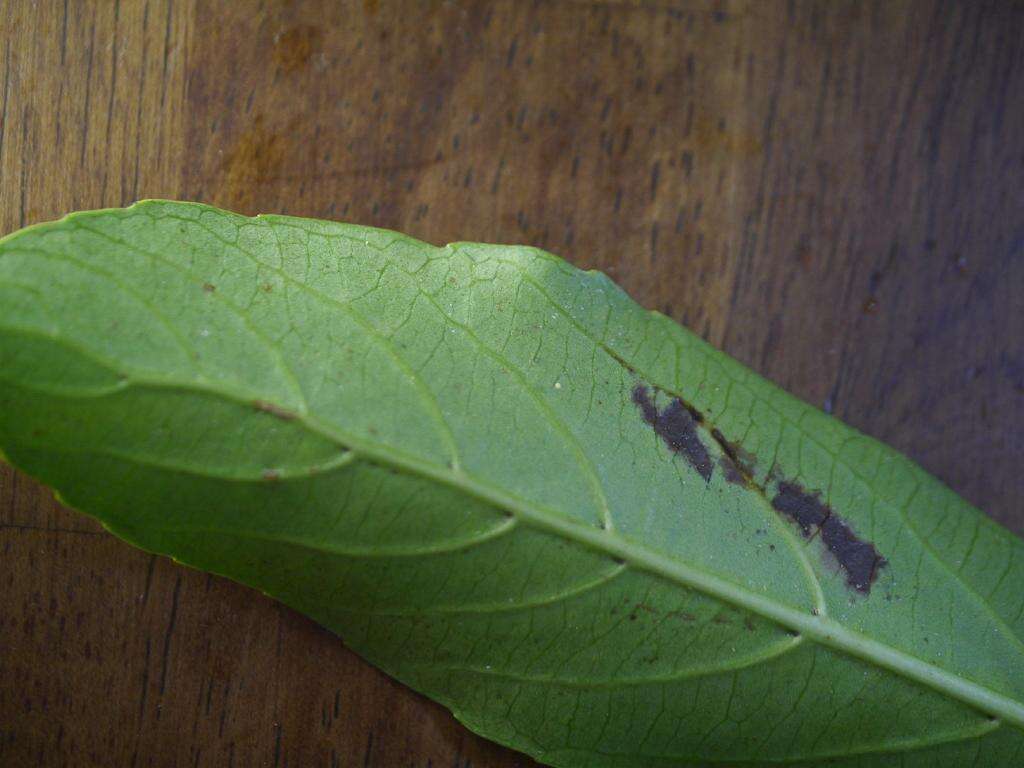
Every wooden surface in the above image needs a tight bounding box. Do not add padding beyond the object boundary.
[1,1,1022,766]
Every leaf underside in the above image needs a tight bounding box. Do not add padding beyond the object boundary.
[1,201,1023,767]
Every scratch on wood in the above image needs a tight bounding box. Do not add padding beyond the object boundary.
[157,576,182,698]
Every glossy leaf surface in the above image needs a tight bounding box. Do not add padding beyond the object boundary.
[1,201,1022,767]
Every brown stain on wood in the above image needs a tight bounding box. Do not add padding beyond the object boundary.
[219,115,291,212]
[273,25,322,74]
[2,0,1023,766]
[686,114,763,158]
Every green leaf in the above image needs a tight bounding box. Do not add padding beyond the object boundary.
[2,200,1023,767]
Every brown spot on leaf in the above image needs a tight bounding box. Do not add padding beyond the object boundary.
[632,384,713,483]
[253,400,297,421]
[261,469,281,482]
[771,481,886,594]
[202,282,216,293]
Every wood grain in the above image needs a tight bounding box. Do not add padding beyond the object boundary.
[1,1,1022,766]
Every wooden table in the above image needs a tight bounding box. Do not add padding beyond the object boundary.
[2,1,1022,766]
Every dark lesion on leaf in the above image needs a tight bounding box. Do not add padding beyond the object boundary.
[771,481,887,595]
[711,427,757,486]
[628,380,885,596]
[632,384,713,483]
[718,455,746,485]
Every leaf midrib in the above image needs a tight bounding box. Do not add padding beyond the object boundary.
[6,338,1023,731]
